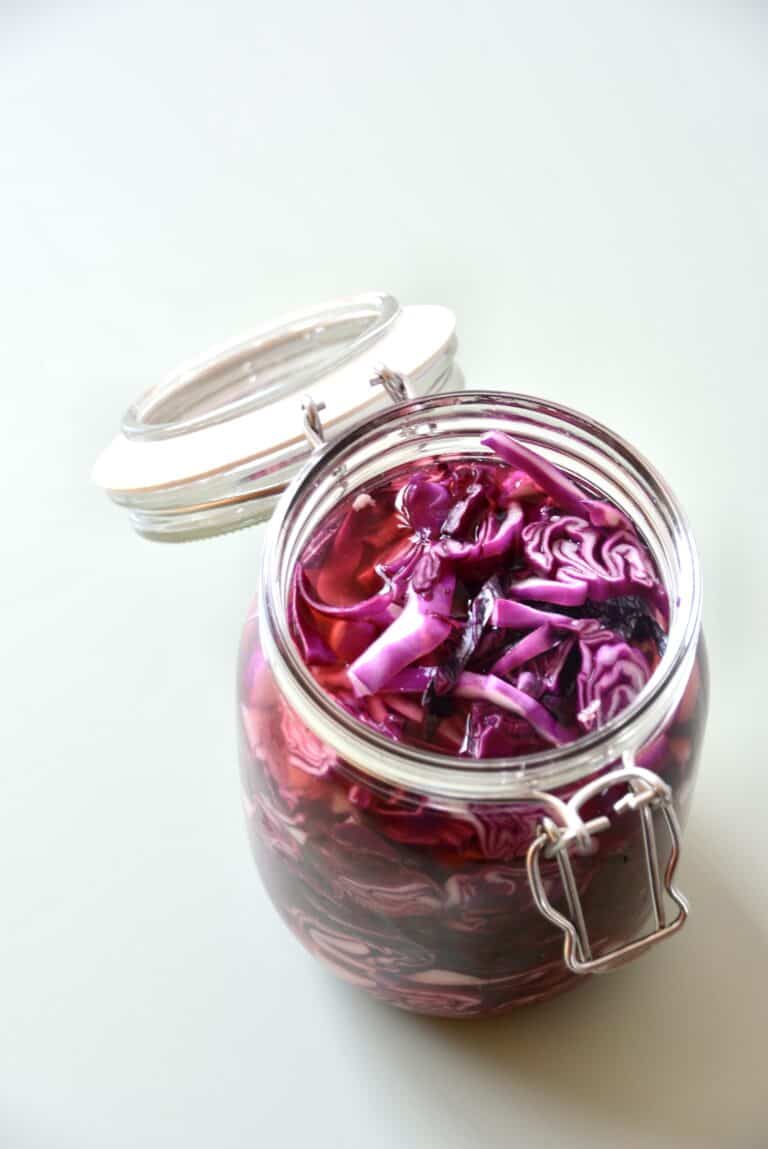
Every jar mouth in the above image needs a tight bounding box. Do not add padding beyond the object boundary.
[260,391,702,800]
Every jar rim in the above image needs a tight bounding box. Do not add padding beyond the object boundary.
[259,391,702,800]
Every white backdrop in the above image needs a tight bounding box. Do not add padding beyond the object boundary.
[2,3,767,1147]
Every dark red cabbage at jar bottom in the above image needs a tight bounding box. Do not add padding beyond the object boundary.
[238,610,707,1017]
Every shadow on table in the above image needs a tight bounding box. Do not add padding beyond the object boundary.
[407,824,768,1143]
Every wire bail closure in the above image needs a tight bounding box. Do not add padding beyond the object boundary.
[526,756,689,975]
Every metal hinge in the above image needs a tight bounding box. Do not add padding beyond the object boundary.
[526,757,689,975]
[300,366,409,451]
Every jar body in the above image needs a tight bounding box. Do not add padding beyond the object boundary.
[239,604,707,1017]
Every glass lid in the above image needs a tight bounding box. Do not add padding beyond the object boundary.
[93,293,459,541]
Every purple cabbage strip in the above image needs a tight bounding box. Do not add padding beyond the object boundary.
[436,502,524,564]
[491,598,584,631]
[481,431,628,529]
[427,576,501,698]
[454,672,574,746]
[539,635,578,694]
[348,574,456,696]
[297,568,403,623]
[576,634,651,731]
[396,477,452,538]
[511,577,589,606]
[288,575,338,666]
[490,625,561,677]
[384,666,572,748]
[514,669,543,698]
[383,667,435,693]
[440,482,486,537]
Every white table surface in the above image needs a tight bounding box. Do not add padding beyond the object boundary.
[2,3,767,1146]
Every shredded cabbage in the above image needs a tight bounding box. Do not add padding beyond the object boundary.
[290,434,667,756]
[348,574,456,696]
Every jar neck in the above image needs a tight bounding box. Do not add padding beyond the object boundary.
[259,392,702,801]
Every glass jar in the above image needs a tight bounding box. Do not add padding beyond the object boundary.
[95,297,707,1018]
[240,392,706,1016]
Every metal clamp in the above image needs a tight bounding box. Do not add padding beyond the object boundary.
[526,756,689,975]
[300,365,410,451]
[301,396,326,448]
[369,364,410,402]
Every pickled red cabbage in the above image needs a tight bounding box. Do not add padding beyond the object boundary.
[289,433,668,756]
